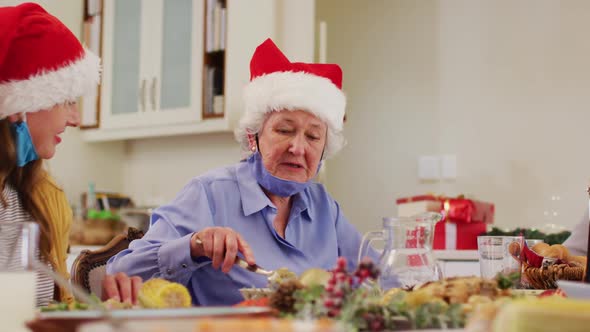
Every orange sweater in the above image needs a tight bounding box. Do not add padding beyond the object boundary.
[32,173,73,303]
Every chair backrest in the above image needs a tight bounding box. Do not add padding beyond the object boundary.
[70,227,144,299]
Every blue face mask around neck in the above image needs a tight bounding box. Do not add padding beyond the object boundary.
[248,152,322,197]
[11,121,39,167]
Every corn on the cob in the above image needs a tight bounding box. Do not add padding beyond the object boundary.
[138,278,192,309]
[492,296,590,332]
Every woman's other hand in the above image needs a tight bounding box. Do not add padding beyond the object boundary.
[190,227,255,273]
[101,272,143,305]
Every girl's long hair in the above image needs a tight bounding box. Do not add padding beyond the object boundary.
[0,119,52,265]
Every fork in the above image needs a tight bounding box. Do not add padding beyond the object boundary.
[194,238,274,277]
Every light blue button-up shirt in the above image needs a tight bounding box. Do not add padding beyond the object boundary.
[107,160,373,305]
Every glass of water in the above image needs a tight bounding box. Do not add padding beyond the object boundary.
[0,222,39,332]
[477,236,524,285]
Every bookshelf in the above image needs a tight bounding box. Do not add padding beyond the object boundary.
[202,0,226,119]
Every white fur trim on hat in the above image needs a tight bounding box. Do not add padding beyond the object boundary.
[238,71,347,159]
[243,71,346,131]
[0,49,101,118]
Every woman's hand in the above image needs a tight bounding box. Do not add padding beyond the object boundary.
[190,227,256,273]
[101,272,143,305]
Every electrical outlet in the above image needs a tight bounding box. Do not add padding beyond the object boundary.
[418,155,440,181]
[441,155,457,180]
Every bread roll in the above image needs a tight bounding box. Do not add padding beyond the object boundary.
[508,241,521,257]
[552,244,570,260]
[539,244,569,260]
[531,242,550,256]
[568,255,587,268]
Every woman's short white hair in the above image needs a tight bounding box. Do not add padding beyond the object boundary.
[234,71,347,159]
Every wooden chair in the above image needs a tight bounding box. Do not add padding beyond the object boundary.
[70,227,144,299]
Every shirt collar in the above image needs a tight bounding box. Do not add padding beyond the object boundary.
[292,190,313,221]
[236,161,313,221]
[236,161,272,216]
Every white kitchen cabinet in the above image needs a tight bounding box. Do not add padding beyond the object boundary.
[82,0,300,141]
[99,0,203,131]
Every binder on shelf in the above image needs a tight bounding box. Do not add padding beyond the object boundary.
[85,0,102,19]
[81,0,103,128]
[205,0,215,52]
[213,95,224,115]
[213,1,222,51]
[219,7,226,51]
[204,66,215,115]
[205,0,226,52]
[202,0,226,118]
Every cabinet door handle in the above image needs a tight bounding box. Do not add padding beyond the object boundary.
[151,77,157,111]
[139,79,147,112]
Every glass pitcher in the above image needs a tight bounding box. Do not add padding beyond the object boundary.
[359,212,443,290]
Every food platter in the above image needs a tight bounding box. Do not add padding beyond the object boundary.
[78,317,342,332]
[28,307,272,332]
[38,306,271,320]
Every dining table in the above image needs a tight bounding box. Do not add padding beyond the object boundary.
[27,306,276,332]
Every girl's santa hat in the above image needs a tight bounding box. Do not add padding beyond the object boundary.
[0,3,100,118]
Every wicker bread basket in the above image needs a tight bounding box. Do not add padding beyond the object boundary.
[522,262,585,289]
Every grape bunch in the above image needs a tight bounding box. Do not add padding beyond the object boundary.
[322,257,352,317]
[360,308,387,332]
[322,257,381,318]
[269,279,304,314]
[354,257,380,283]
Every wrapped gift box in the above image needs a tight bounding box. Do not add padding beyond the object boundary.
[432,219,488,250]
[396,195,495,250]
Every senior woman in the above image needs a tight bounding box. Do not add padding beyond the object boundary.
[107,38,383,305]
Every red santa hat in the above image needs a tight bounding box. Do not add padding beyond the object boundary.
[240,38,346,157]
[0,3,100,119]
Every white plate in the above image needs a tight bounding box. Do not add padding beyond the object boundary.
[397,330,464,332]
[80,318,344,332]
[38,306,271,320]
[557,280,590,300]
[239,287,273,300]
[512,289,544,296]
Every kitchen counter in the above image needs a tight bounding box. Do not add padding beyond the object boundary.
[434,250,479,261]
[434,250,480,277]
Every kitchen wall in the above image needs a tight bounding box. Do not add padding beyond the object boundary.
[122,133,239,207]
[318,0,590,234]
